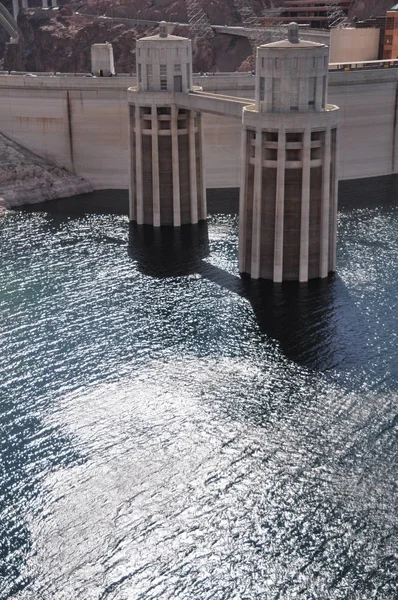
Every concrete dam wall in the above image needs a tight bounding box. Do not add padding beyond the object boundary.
[0,69,396,190]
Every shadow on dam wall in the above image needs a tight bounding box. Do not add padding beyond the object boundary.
[18,173,398,217]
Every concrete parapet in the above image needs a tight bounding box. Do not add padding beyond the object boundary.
[0,73,136,89]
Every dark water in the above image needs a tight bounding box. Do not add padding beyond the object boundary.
[1,180,398,600]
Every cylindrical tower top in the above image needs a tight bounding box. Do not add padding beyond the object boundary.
[255,23,330,114]
[288,22,299,44]
[136,24,193,93]
[159,21,168,38]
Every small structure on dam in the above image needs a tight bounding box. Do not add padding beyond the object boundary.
[91,43,115,77]
[239,23,339,282]
[128,21,206,227]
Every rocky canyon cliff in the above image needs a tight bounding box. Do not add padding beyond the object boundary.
[3,0,263,73]
[348,0,395,21]
[1,0,397,73]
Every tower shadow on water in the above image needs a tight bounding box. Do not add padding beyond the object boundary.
[128,223,364,371]
[240,275,361,370]
[128,222,210,277]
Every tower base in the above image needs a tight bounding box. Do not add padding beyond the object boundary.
[129,94,206,227]
[239,108,339,283]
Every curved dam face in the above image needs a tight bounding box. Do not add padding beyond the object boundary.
[0,69,396,190]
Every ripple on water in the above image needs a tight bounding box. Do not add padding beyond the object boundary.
[1,194,398,599]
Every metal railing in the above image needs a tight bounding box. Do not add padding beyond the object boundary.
[0,70,136,77]
[329,59,398,71]
[0,70,254,78]
[2,60,397,80]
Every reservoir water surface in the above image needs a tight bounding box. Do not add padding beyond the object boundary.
[1,181,398,599]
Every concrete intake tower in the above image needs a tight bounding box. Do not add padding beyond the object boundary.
[128,22,206,227]
[239,23,339,282]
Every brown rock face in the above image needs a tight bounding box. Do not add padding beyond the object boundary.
[349,0,393,21]
[2,0,394,74]
[4,0,261,73]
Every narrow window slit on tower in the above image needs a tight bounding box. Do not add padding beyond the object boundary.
[160,64,167,90]
[309,77,316,108]
[322,76,327,109]
[147,64,153,90]
[260,77,265,101]
[290,79,299,111]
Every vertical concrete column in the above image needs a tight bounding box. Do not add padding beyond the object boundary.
[189,110,198,224]
[238,126,249,273]
[21,0,28,9]
[52,0,57,6]
[171,104,181,227]
[273,129,286,283]
[151,107,161,227]
[329,128,339,272]
[250,128,264,279]
[320,127,331,278]
[128,105,135,221]
[186,62,192,91]
[135,106,144,225]
[198,113,207,221]
[393,83,398,174]
[299,127,311,282]
[12,0,19,19]
[42,0,48,7]
[254,61,260,108]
